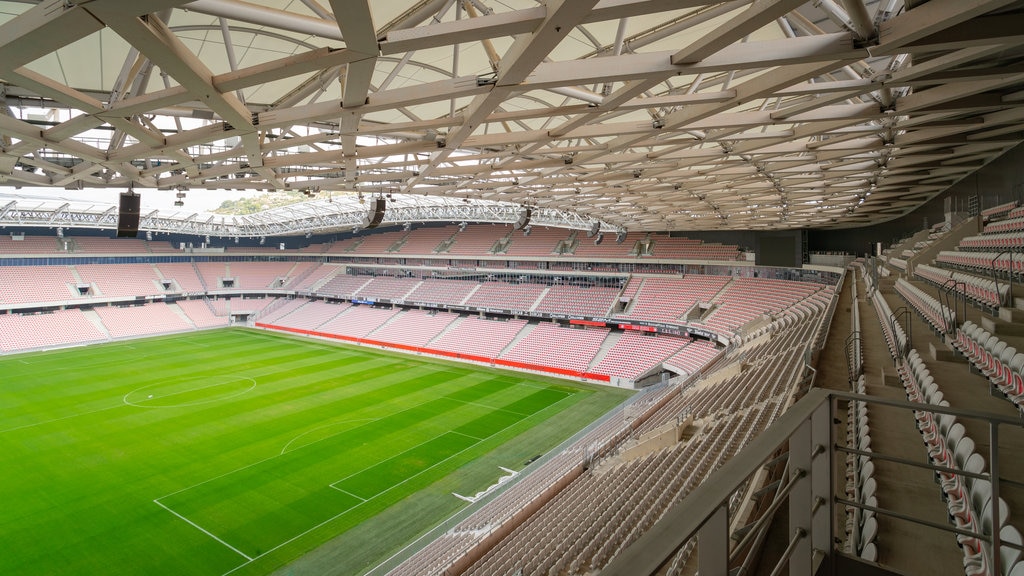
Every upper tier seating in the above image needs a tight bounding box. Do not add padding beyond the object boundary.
[393,226,459,254]
[287,263,340,291]
[404,278,480,306]
[318,274,373,298]
[356,276,422,301]
[502,228,566,256]
[533,285,619,317]
[464,282,547,312]
[75,263,164,297]
[937,250,1023,278]
[446,226,506,255]
[154,263,206,292]
[619,275,731,323]
[0,265,78,304]
[0,235,62,254]
[68,236,150,254]
[228,262,295,289]
[984,216,1024,234]
[702,278,822,334]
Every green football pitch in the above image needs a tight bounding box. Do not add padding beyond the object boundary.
[0,328,631,576]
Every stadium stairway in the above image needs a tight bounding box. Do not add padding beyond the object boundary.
[806,267,966,574]
[528,287,550,312]
[82,309,112,339]
[880,269,1024,575]
[802,264,1024,573]
[586,330,622,371]
[458,283,483,305]
[168,303,198,328]
[496,322,535,357]
[423,315,466,347]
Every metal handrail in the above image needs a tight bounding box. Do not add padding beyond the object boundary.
[600,388,1024,576]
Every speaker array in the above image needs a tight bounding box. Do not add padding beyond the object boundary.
[117,192,141,238]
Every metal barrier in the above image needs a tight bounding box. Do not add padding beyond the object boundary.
[601,388,1024,576]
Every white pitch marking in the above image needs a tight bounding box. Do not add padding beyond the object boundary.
[219,391,579,576]
[153,499,253,561]
[329,487,367,502]
[0,404,124,435]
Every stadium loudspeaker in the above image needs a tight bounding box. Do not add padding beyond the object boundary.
[367,197,386,229]
[587,221,600,238]
[515,207,532,230]
[117,192,141,238]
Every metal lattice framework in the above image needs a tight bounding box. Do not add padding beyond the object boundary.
[1,0,1024,233]
[0,193,612,237]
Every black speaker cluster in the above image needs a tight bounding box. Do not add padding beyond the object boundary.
[515,207,532,230]
[364,197,386,229]
[117,192,141,238]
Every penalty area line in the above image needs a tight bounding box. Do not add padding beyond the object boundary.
[329,486,367,502]
[153,499,253,561]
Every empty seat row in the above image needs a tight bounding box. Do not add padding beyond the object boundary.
[937,251,1024,278]
[915,264,1008,309]
[895,277,954,334]
[959,233,1024,252]
[953,321,1024,411]
[845,375,878,561]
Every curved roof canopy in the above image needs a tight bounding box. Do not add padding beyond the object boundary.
[1,0,1023,232]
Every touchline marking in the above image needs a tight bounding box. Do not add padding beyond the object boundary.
[153,499,253,561]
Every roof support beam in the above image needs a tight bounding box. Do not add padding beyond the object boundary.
[104,12,262,167]
[672,0,808,64]
[181,0,345,41]
[873,0,1022,55]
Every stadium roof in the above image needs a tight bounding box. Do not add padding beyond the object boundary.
[0,0,1022,233]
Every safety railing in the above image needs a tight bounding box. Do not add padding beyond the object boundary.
[601,388,1024,576]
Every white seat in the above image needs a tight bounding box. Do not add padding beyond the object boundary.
[860,516,878,551]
